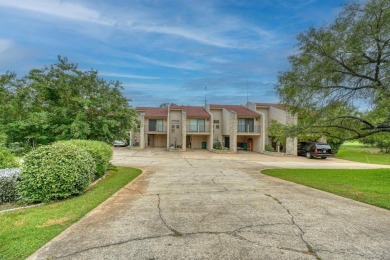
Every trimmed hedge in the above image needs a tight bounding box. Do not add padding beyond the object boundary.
[0,146,19,169]
[0,168,20,203]
[18,143,96,203]
[56,140,112,179]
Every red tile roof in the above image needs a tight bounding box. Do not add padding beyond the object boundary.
[170,106,210,118]
[209,104,260,117]
[135,107,168,118]
[255,103,287,111]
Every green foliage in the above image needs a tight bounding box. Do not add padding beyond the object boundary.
[0,169,20,203]
[277,0,390,140]
[17,143,95,203]
[0,166,141,260]
[0,146,19,169]
[265,145,274,152]
[56,140,113,179]
[268,120,289,144]
[326,138,344,155]
[262,168,390,210]
[213,138,223,150]
[361,133,390,153]
[0,56,137,148]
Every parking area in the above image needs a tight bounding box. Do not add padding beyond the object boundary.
[30,148,390,259]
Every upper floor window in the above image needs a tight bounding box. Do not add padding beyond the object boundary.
[238,118,254,132]
[149,119,164,131]
[189,119,205,132]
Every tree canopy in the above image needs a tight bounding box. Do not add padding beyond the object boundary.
[277,0,390,140]
[0,56,137,147]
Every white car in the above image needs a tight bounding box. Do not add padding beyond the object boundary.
[113,140,127,147]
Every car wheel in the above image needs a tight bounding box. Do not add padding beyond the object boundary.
[306,152,312,159]
[321,157,327,159]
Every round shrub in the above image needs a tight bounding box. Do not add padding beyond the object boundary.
[0,146,19,169]
[17,143,96,203]
[56,140,112,179]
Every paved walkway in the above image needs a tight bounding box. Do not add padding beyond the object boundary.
[30,149,390,259]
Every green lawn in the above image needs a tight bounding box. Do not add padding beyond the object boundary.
[262,168,390,210]
[336,141,390,165]
[0,166,141,260]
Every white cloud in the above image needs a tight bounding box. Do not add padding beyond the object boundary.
[0,0,113,25]
[0,38,12,54]
[99,72,160,80]
[129,53,205,71]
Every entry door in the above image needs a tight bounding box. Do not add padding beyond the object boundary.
[224,136,230,148]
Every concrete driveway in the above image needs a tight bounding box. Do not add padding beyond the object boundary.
[30,148,390,259]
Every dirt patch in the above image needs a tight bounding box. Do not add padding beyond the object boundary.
[38,216,73,228]
[14,220,26,227]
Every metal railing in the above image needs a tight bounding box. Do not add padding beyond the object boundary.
[144,124,166,132]
[187,125,210,133]
[237,126,261,133]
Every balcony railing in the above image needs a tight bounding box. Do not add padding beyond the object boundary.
[237,126,261,133]
[187,125,210,133]
[144,124,167,133]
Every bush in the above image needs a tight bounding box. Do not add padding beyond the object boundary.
[0,146,19,169]
[327,139,344,155]
[0,168,20,203]
[265,145,274,152]
[213,139,222,150]
[56,140,112,179]
[18,143,95,203]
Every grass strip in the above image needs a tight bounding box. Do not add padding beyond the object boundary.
[262,168,390,210]
[336,142,390,165]
[0,166,141,259]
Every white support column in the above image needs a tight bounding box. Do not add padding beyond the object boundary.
[139,114,145,149]
[230,112,237,153]
[182,111,187,151]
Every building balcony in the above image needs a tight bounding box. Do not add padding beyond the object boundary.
[144,124,167,133]
[237,126,261,134]
[187,125,211,133]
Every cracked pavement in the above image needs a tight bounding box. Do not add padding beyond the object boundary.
[29,148,390,259]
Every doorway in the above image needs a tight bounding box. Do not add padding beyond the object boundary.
[224,136,230,149]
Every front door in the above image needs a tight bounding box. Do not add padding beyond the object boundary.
[224,136,230,148]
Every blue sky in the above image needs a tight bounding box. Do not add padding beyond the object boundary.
[0,0,349,107]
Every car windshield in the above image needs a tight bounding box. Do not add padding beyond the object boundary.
[316,144,331,149]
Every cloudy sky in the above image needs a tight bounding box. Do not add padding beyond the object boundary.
[0,0,349,107]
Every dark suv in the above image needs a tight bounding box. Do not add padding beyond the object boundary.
[298,142,333,159]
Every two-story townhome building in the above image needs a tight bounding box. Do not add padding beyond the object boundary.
[133,106,213,151]
[134,107,169,148]
[131,102,297,155]
[246,102,298,155]
[206,104,264,153]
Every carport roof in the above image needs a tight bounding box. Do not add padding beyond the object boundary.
[209,104,260,117]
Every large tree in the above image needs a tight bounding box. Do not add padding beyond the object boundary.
[0,56,137,146]
[277,0,390,140]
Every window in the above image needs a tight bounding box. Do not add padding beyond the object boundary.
[171,125,175,133]
[149,119,163,131]
[213,120,219,124]
[238,119,254,132]
[189,119,205,132]
[216,125,219,129]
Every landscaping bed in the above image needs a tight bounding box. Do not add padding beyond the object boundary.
[0,166,141,260]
